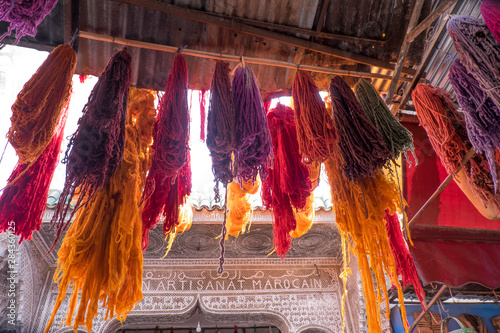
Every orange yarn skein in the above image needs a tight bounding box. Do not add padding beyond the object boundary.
[8,44,76,165]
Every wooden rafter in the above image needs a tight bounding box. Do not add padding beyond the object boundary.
[397,0,457,112]
[409,285,448,332]
[79,31,414,83]
[117,0,415,75]
[405,0,458,43]
[385,0,426,105]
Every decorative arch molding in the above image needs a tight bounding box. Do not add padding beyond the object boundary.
[298,325,334,333]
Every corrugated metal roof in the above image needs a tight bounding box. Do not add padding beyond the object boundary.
[0,0,432,93]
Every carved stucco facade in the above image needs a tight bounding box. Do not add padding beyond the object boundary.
[0,209,389,333]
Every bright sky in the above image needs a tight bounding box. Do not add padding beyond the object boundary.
[0,45,331,207]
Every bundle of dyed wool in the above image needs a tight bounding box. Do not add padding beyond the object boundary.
[449,59,500,191]
[290,164,320,238]
[412,84,500,215]
[325,151,408,333]
[447,16,500,109]
[384,210,425,307]
[141,54,190,249]
[0,107,68,243]
[232,65,273,184]
[481,0,500,44]
[7,44,76,165]
[261,103,312,257]
[354,78,415,162]
[292,71,337,164]
[50,48,132,246]
[0,0,58,43]
[163,201,193,257]
[226,179,260,237]
[45,89,154,333]
[207,61,236,200]
[329,76,392,182]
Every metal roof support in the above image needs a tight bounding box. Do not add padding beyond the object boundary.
[385,0,426,106]
[396,0,457,113]
[117,0,415,75]
[408,284,448,332]
[79,31,414,82]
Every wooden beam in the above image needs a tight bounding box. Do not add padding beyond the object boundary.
[79,31,414,82]
[405,0,457,43]
[117,0,415,75]
[409,285,448,332]
[385,0,426,105]
[397,1,457,111]
[315,0,331,33]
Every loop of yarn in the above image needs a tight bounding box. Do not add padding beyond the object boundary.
[261,103,312,257]
[412,84,500,215]
[8,44,77,165]
[50,48,132,249]
[329,76,392,182]
[207,61,236,200]
[292,71,337,164]
[0,0,58,43]
[354,78,416,164]
[232,65,273,184]
[449,59,500,192]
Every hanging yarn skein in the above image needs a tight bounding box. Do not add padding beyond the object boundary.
[261,103,312,257]
[449,59,500,192]
[44,89,154,333]
[207,61,236,201]
[481,0,500,44]
[325,150,409,333]
[290,163,320,238]
[0,0,58,43]
[7,44,77,165]
[50,48,132,248]
[225,179,260,237]
[292,70,337,164]
[447,16,500,111]
[0,105,68,243]
[412,84,500,218]
[141,54,190,250]
[232,65,273,184]
[329,76,391,182]
[354,78,415,163]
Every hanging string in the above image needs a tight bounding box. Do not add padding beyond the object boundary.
[354,78,416,164]
[50,48,132,250]
[0,103,68,243]
[141,54,190,250]
[232,65,273,184]
[449,59,500,192]
[7,44,77,165]
[481,0,500,44]
[329,76,392,182]
[261,103,312,257]
[199,89,207,142]
[218,187,229,274]
[44,88,155,333]
[0,0,58,44]
[291,71,337,164]
[447,16,500,113]
[412,84,500,216]
[207,61,236,201]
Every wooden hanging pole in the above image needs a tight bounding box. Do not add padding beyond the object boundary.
[407,148,476,227]
[408,284,448,332]
[79,31,413,82]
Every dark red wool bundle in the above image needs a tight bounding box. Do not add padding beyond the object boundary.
[232,65,273,184]
[481,0,500,44]
[329,76,391,182]
[0,107,68,243]
[200,90,207,142]
[51,49,132,246]
[141,54,190,249]
[384,210,425,308]
[207,61,236,200]
[262,103,312,257]
[292,71,337,164]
